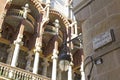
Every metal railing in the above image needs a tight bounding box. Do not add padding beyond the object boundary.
[0,62,51,80]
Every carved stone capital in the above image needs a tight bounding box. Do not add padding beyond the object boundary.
[34,43,42,53]
[14,34,23,45]
[14,40,23,45]
[51,49,59,59]
[70,62,74,66]
[51,54,58,59]
[53,49,59,54]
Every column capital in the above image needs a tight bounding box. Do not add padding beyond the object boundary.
[14,40,23,46]
[51,49,59,59]
[70,62,74,66]
[51,54,58,59]
[35,37,42,52]
[14,34,23,45]
[34,43,42,53]
[53,49,59,54]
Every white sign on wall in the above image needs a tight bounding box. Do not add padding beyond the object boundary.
[93,29,114,50]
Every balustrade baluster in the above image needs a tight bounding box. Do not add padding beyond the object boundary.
[29,74,31,80]
[29,75,33,80]
[36,77,38,80]
[5,68,9,77]
[23,73,27,80]
[11,70,15,79]
[4,67,6,77]
[12,70,15,79]
[22,72,24,80]
[26,74,29,80]
[0,63,50,80]
[21,73,25,80]
[18,72,21,79]
[6,68,10,77]
[16,71,19,79]
[34,76,37,80]
[32,76,34,80]
[2,67,6,76]
[0,66,3,75]
[19,72,22,79]
[27,75,30,80]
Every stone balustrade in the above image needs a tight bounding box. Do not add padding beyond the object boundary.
[0,62,51,80]
[7,9,35,25]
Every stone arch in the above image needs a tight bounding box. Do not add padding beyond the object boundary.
[49,10,70,27]
[30,0,70,28]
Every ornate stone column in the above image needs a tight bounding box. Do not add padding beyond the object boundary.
[46,0,50,19]
[42,0,50,23]
[25,51,33,71]
[6,44,14,64]
[80,55,85,80]
[65,0,70,18]
[11,3,30,67]
[32,2,50,73]
[69,2,78,36]
[68,62,73,80]
[51,19,60,80]
[33,40,41,74]
[73,17,77,35]
[67,20,74,80]
[69,3,73,19]
[42,58,49,76]
[11,24,24,67]
[9,23,24,78]
[51,48,58,80]
[0,0,12,37]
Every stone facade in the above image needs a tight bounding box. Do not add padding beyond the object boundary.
[0,0,83,80]
[74,0,120,80]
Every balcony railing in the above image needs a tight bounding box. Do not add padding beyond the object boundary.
[7,9,36,25]
[0,62,51,80]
